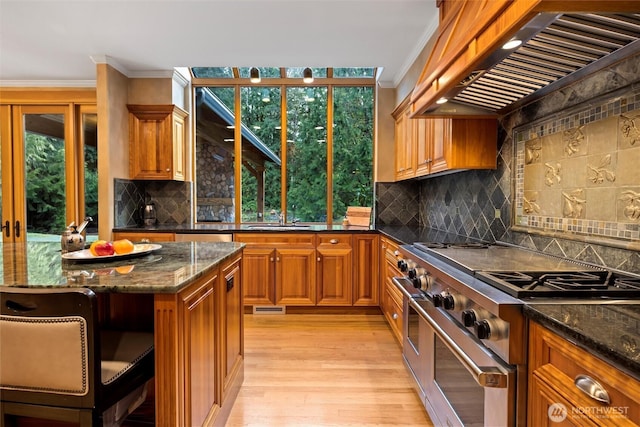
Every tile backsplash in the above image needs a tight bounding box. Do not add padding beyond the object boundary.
[376,51,640,273]
[114,178,192,227]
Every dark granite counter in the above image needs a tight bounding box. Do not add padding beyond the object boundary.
[0,241,244,294]
[524,304,640,380]
[114,223,374,234]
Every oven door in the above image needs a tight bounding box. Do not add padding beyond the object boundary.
[402,289,428,401]
[411,298,517,427]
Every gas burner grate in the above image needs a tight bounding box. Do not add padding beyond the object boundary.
[475,270,640,299]
[614,277,640,290]
[414,242,491,251]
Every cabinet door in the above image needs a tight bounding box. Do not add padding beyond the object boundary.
[276,247,316,306]
[395,109,415,180]
[241,247,276,305]
[180,270,219,427]
[172,110,186,181]
[316,235,352,306]
[430,117,449,173]
[414,118,433,177]
[353,234,379,306]
[128,105,187,180]
[221,255,243,400]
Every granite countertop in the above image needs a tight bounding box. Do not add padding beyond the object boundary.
[0,241,244,294]
[114,223,374,234]
[524,304,640,380]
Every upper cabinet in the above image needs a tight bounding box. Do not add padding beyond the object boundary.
[393,101,496,181]
[128,104,187,181]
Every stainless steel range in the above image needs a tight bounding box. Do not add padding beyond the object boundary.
[392,241,640,427]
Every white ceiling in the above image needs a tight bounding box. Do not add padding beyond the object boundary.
[0,0,439,87]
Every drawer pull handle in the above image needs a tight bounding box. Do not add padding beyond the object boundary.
[574,375,611,404]
[329,239,338,244]
[392,313,398,320]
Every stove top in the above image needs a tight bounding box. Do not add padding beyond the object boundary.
[410,241,640,300]
[476,270,640,299]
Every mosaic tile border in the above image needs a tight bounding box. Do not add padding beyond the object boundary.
[514,87,640,242]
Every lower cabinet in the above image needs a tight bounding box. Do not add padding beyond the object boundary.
[353,234,380,306]
[234,233,316,306]
[380,236,404,345]
[528,321,640,426]
[154,252,243,426]
[234,232,379,308]
[316,234,353,306]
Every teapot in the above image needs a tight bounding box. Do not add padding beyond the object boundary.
[61,217,92,253]
[142,201,157,226]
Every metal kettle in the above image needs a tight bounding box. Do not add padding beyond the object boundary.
[61,217,92,253]
[142,201,157,226]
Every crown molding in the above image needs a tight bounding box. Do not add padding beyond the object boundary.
[0,80,96,87]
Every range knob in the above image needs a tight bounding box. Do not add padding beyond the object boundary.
[397,259,408,272]
[474,319,507,341]
[442,295,455,310]
[474,320,492,340]
[432,294,444,307]
[412,273,431,291]
[408,267,425,279]
[461,310,477,327]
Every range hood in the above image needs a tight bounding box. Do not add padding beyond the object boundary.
[410,1,640,118]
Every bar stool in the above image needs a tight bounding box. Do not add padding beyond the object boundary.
[0,287,154,426]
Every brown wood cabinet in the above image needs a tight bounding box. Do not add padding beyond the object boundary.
[353,234,379,306]
[128,104,187,181]
[112,231,175,242]
[235,232,379,309]
[234,233,316,307]
[316,234,352,306]
[528,321,640,426]
[392,100,496,181]
[379,236,403,345]
[154,251,243,427]
[221,255,243,401]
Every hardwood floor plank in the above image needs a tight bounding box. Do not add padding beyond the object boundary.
[226,314,433,426]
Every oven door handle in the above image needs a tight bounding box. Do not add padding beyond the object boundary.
[409,298,509,389]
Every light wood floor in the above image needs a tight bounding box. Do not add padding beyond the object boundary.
[225,314,434,426]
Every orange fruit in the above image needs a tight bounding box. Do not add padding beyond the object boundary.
[115,265,135,274]
[113,239,135,255]
[89,240,107,256]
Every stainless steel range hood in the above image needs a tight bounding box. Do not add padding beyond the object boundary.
[410,1,640,118]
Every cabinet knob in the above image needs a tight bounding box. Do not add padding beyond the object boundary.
[392,313,399,320]
[166,168,170,172]
[317,257,321,262]
[276,257,280,262]
[270,257,274,262]
[329,239,338,244]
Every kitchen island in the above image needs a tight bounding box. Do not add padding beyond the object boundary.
[0,241,245,427]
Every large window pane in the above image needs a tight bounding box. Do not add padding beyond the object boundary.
[24,114,66,236]
[241,86,282,222]
[332,86,374,221]
[286,87,328,222]
[83,113,98,239]
[195,87,236,222]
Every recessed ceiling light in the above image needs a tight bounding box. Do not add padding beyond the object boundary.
[502,39,522,50]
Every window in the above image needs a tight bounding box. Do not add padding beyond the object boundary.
[192,67,374,224]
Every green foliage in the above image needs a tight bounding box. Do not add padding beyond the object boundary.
[24,133,67,233]
[238,85,373,222]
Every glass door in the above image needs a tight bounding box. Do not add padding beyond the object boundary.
[1,105,83,243]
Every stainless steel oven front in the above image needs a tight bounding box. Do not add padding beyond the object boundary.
[395,277,517,426]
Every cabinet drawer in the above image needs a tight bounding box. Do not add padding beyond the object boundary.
[529,321,640,425]
[234,233,315,247]
[317,234,351,247]
[383,284,403,345]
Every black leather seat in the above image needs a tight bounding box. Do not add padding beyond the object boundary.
[0,287,154,426]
